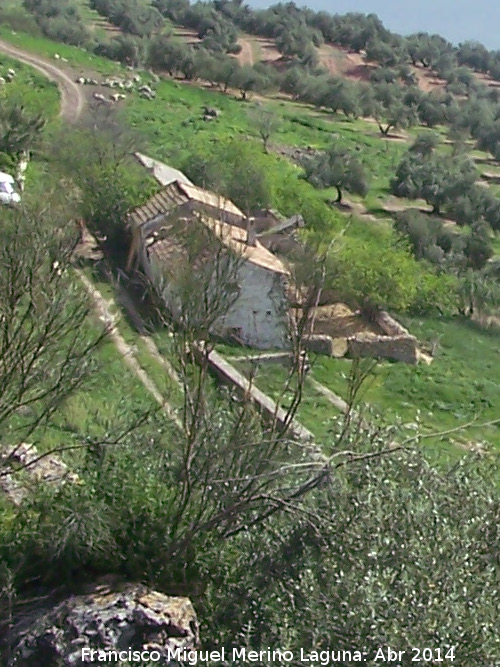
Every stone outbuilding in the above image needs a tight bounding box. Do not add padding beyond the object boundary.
[134,152,194,188]
[127,186,293,350]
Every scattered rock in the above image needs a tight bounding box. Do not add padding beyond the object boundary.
[202,106,220,118]
[375,310,412,337]
[8,583,198,666]
[139,84,156,100]
[275,145,321,165]
[93,92,109,103]
[0,443,79,506]
[0,472,25,506]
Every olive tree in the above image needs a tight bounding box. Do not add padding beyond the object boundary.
[247,107,281,152]
[204,445,500,666]
[392,139,477,216]
[302,145,369,204]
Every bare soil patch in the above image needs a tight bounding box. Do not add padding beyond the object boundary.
[409,64,448,93]
[254,36,282,64]
[334,198,379,223]
[480,171,500,184]
[90,16,122,36]
[382,195,432,214]
[317,44,374,82]
[306,303,384,338]
[236,36,283,68]
[474,71,500,89]
[173,27,201,45]
[237,37,254,66]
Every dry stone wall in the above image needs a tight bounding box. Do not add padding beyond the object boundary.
[347,333,419,364]
[304,310,420,364]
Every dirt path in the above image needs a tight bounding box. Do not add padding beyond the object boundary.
[77,271,183,431]
[0,39,85,122]
[114,284,182,390]
[237,37,254,66]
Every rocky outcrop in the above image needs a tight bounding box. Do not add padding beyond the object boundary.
[275,145,321,164]
[8,583,198,666]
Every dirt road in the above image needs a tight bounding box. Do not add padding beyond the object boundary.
[0,39,85,122]
[77,270,184,431]
[237,37,254,66]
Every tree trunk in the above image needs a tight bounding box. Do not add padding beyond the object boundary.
[335,186,342,203]
[361,302,381,322]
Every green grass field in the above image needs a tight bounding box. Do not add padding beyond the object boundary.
[0,25,125,75]
[2,267,184,472]
[0,52,60,117]
[3,26,500,464]
[237,314,500,459]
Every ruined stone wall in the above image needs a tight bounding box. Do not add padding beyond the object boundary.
[347,333,419,364]
[375,310,411,337]
[304,311,419,364]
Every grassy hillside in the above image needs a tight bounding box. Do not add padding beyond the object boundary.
[1,17,500,666]
[2,23,500,466]
[227,312,500,459]
[0,52,60,117]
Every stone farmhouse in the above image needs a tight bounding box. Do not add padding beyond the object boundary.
[134,152,195,188]
[126,182,293,350]
[134,152,306,252]
[127,155,423,363]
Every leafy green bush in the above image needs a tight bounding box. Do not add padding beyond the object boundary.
[0,6,41,36]
[201,449,500,665]
[409,271,459,315]
[23,0,91,46]
[94,34,147,68]
[326,238,422,312]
